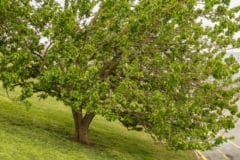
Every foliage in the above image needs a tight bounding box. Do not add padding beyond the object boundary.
[1,0,240,150]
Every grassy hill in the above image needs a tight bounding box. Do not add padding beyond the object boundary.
[0,87,197,160]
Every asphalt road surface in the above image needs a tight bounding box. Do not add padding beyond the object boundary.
[198,101,240,160]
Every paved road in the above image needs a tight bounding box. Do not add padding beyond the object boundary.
[199,100,240,160]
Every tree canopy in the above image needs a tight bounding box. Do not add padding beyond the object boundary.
[1,0,240,150]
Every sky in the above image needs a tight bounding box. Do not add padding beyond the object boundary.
[231,0,240,7]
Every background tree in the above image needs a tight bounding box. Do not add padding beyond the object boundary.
[1,0,240,149]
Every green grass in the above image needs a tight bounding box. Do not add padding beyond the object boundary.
[0,87,197,160]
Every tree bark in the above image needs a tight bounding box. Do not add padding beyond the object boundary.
[72,109,95,145]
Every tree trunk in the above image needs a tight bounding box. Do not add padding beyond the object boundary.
[72,109,95,145]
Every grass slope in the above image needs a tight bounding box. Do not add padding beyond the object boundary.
[0,88,197,160]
